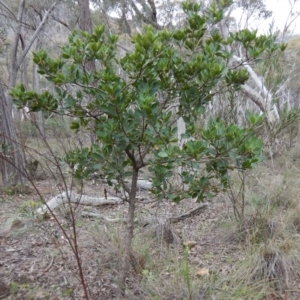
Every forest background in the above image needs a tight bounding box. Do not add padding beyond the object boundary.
[1,0,300,299]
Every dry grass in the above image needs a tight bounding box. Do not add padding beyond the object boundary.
[208,151,300,300]
[2,131,300,299]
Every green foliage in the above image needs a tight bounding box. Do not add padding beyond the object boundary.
[10,1,284,203]
[19,200,41,218]
[179,247,192,298]
[269,108,300,143]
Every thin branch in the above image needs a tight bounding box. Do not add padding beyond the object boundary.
[51,14,71,31]
[129,0,162,30]
[0,0,17,21]
[240,84,266,113]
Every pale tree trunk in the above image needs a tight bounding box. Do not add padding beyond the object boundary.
[0,0,26,187]
[8,0,25,111]
[234,56,280,124]
[216,0,280,125]
[0,82,26,186]
[177,117,186,149]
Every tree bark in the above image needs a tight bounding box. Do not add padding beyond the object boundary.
[0,82,26,186]
[78,0,95,74]
[79,0,92,32]
[8,0,25,111]
[233,55,280,123]
[118,167,138,292]
[78,0,96,143]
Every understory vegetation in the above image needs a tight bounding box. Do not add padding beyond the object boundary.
[1,137,300,299]
[1,0,300,299]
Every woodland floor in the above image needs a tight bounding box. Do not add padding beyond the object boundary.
[1,158,300,299]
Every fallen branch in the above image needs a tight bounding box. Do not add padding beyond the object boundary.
[107,179,152,191]
[135,179,152,190]
[81,211,127,223]
[43,256,55,273]
[168,203,209,223]
[36,191,123,214]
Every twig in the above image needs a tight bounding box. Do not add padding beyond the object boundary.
[43,256,55,273]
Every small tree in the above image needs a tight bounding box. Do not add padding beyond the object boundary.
[11,1,284,292]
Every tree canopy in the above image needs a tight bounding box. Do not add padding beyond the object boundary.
[11,2,284,203]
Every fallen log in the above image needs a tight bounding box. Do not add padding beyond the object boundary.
[36,191,123,214]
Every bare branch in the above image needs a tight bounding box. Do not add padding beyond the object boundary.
[9,0,25,89]
[130,0,162,30]
[0,0,17,21]
[51,14,71,31]
[169,203,209,223]
[240,84,266,113]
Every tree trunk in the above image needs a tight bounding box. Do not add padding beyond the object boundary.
[118,167,138,292]
[79,0,96,144]
[0,83,26,186]
[79,0,95,74]
[0,0,26,187]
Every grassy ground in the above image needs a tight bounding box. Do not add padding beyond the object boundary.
[1,138,300,299]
